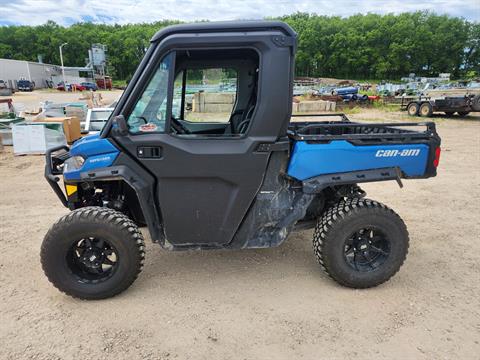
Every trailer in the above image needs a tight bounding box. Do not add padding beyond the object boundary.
[404,95,480,117]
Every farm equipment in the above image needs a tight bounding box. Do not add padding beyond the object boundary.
[333,86,369,102]
[41,21,441,299]
[95,76,112,90]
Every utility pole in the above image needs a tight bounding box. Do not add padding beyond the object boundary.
[59,42,68,86]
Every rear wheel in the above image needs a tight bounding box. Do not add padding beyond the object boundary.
[419,102,433,117]
[313,198,409,288]
[41,207,145,299]
[457,111,470,117]
[407,102,419,116]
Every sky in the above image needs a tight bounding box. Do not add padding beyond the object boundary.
[0,0,478,26]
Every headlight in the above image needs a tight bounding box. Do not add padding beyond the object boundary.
[64,156,85,172]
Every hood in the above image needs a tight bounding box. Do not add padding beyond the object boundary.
[70,134,119,158]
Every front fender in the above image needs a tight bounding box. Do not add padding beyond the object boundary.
[75,153,164,244]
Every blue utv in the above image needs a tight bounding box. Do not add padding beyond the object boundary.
[42,21,441,299]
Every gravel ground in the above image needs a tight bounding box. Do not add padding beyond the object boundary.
[4,89,122,111]
[0,103,479,359]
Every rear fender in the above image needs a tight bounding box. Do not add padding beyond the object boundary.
[287,140,432,181]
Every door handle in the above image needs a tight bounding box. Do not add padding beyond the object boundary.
[137,146,162,158]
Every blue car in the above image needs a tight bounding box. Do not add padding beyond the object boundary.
[80,82,98,91]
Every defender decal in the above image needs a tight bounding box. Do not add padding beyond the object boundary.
[89,155,114,163]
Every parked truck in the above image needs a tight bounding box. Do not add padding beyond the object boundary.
[42,21,441,299]
[17,79,35,92]
[95,76,112,90]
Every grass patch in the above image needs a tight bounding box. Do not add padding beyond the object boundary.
[112,79,128,88]
[372,101,401,112]
[341,106,362,114]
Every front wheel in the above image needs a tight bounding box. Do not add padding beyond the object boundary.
[41,207,145,299]
[313,198,409,288]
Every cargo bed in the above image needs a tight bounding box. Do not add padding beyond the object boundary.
[286,114,441,191]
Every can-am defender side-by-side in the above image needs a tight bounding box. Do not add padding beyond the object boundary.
[42,21,441,299]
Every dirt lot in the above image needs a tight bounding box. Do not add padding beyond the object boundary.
[0,105,479,359]
[5,89,122,110]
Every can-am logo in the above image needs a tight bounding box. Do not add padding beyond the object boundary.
[375,149,421,157]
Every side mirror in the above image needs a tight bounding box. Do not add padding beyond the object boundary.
[111,115,128,136]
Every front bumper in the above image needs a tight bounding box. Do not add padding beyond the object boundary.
[45,145,70,207]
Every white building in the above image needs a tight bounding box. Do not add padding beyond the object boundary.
[0,58,93,89]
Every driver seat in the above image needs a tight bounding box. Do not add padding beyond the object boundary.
[226,68,258,135]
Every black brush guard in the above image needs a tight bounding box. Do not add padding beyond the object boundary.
[45,145,70,207]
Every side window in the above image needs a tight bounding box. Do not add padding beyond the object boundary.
[169,48,259,137]
[185,68,237,123]
[172,71,184,120]
[127,52,174,133]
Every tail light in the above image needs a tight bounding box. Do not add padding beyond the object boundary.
[433,147,441,167]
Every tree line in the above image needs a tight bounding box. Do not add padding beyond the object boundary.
[0,12,478,81]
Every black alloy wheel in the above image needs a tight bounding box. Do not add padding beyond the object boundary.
[67,237,119,283]
[344,227,390,272]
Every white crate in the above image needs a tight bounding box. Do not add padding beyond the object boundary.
[12,123,66,155]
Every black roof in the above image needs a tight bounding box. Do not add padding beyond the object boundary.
[150,20,296,43]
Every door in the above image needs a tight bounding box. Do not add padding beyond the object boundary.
[114,49,271,247]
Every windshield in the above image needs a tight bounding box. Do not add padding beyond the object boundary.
[127,52,174,133]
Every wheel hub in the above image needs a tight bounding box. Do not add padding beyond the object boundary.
[67,237,118,282]
[80,247,105,268]
[344,228,391,272]
[358,242,368,251]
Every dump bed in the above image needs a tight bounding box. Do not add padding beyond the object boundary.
[286,114,441,189]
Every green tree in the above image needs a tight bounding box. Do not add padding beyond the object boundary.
[0,13,477,80]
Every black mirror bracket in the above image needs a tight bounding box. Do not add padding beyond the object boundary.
[111,115,128,136]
